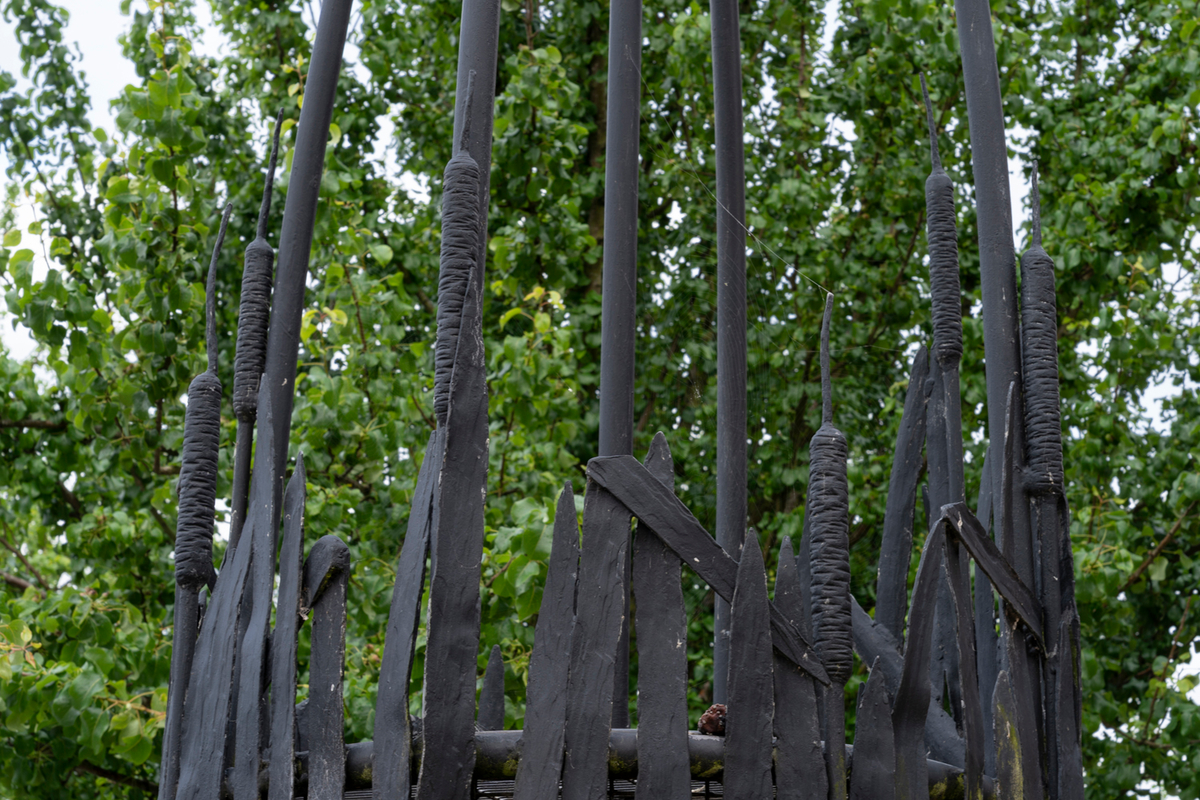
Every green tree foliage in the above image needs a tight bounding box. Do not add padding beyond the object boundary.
[0,0,1196,796]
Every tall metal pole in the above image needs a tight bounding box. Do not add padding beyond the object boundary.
[452,0,502,292]
[597,0,642,728]
[708,0,747,708]
[261,0,354,511]
[954,0,1043,794]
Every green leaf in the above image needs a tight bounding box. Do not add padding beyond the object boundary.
[369,243,393,265]
[2,230,20,247]
[1149,556,1168,583]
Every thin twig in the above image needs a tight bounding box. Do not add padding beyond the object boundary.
[1119,501,1197,592]
[485,556,518,589]
[1142,595,1193,741]
[2,572,35,593]
[75,761,159,794]
[0,527,50,592]
[0,418,67,430]
[149,505,176,543]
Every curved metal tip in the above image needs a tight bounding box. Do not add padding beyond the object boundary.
[206,203,234,372]
[920,73,941,171]
[821,292,834,425]
[458,70,477,155]
[258,110,285,239]
[1031,160,1042,248]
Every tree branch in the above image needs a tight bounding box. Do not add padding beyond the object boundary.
[0,528,50,592]
[58,482,83,519]
[75,761,159,794]
[2,572,36,593]
[1119,501,1197,592]
[149,505,175,543]
[0,418,67,431]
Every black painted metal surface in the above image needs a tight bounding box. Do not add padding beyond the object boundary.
[953,8,1047,791]
[513,483,580,800]
[723,533,772,797]
[296,732,990,797]
[893,518,945,800]
[561,481,630,800]
[772,537,826,800]
[230,113,283,552]
[417,282,489,800]
[160,203,231,800]
[973,450,999,777]
[597,0,644,729]
[260,0,353,512]
[176,382,274,800]
[230,387,284,800]
[807,295,851,800]
[632,434,690,800]
[266,456,306,800]
[875,346,929,644]
[373,432,440,800]
[992,670,1022,800]
[850,597,965,766]
[586,455,828,684]
[849,661,894,800]
[944,514,985,800]
[479,645,506,731]
[305,535,351,800]
[997,385,1044,800]
[708,0,748,710]
[451,0,501,297]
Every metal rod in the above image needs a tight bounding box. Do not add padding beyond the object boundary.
[158,584,198,800]
[709,0,747,709]
[229,113,283,554]
[292,733,996,797]
[452,0,501,295]
[953,3,1044,790]
[227,429,252,554]
[598,0,642,728]
[260,0,353,515]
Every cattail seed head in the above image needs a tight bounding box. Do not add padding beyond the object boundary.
[175,203,232,589]
[808,293,853,684]
[1021,163,1062,495]
[233,112,283,422]
[434,71,482,425]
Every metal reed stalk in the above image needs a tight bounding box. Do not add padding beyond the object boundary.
[709,0,747,708]
[598,0,642,727]
[159,203,232,800]
[922,74,985,799]
[953,1,1045,793]
[260,0,354,526]
[452,0,501,295]
[229,111,282,555]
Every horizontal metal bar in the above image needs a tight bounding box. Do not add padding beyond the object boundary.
[281,732,993,798]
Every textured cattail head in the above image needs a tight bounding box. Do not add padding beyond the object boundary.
[434,70,481,425]
[233,112,283,423]
[175,203,232,590]
[1020,163,1063,496]
[808,293,852,685]
[921,74,963,370]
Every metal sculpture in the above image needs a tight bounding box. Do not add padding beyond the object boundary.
[154,0,1086,797]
